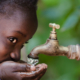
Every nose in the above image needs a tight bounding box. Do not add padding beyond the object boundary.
[10,50,21,61]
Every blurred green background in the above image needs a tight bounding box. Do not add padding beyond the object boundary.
[27,0,80,80]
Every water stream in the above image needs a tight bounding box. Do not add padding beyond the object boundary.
[27,58,39,66]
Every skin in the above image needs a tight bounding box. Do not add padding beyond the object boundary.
[0,9,47,80]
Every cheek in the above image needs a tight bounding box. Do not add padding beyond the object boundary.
[0,42,12,62]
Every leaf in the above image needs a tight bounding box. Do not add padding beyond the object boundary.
[42,1,72,19]
[61,11,79,31]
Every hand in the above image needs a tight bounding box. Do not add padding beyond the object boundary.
[0,61,47,80]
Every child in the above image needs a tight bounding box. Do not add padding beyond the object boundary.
[0,0,47,80]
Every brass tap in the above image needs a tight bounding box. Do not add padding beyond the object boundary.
[28,23,80,61]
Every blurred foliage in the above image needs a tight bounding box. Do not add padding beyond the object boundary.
[26,0,80,80]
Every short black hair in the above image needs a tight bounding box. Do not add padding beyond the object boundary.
[0,0,38,16]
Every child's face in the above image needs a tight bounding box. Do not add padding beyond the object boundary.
[0,10,37,62]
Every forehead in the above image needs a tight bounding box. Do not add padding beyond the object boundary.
[0,10,37,37]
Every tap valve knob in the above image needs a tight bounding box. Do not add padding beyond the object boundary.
[49,23,60,33]
[49,23,60,40]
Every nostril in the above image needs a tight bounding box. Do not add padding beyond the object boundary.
[11,57,20,62]
[10,57,16,61]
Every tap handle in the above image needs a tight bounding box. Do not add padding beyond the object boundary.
[49,23,60,32]
[49,23,60,40]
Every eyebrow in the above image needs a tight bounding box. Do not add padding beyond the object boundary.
[14,31,26,37]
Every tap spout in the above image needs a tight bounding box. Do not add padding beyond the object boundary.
[28,39,69,59]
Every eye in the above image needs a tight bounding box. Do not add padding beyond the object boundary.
[8,37,18,44]
[21,42,28,49]
[25,41,28,44]
[21,45,24,48]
